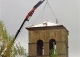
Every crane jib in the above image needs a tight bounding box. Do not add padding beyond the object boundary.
[34,0,45,8]
[25,0,45,20]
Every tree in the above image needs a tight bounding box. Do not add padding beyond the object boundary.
[0,20,27,57]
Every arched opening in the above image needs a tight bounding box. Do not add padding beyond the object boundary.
[37,40,43,56]
[49,39,56,54]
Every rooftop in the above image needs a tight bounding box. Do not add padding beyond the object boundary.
[26,21,69,34]
[27,22,61,28]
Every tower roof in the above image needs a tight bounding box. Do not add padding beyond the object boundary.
[26,22,68,33]
[27,22,61,28]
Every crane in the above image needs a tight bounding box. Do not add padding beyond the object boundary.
[1,0,45,57]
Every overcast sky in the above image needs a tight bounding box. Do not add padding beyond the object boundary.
[0,0,80,57]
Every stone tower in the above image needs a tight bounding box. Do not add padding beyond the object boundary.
[26,22,69,57]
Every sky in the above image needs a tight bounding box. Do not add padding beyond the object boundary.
[0,0,80,57]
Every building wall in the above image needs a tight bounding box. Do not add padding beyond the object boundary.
[27,27,68,57]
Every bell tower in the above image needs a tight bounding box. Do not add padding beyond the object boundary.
[26,22,69,57]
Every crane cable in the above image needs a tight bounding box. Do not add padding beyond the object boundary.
[32,1,48,25]
[32,0,58,25]
[47,0,57,20]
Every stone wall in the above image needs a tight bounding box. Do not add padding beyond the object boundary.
[27,26,68,57]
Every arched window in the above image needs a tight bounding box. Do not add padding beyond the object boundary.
[49,39,56,54]
[37,40,43,56]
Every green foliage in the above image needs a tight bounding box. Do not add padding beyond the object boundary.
[0,20,27,57]
[49,42,58,57]
[0,20,7,55]
[50,48,58,57]
[10,42,27,57]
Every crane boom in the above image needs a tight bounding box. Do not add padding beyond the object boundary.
[25,0,45,21]
[2,0,45,57]
[14,0,45,42]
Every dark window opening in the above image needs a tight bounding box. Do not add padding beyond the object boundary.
[37,40,43,56]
